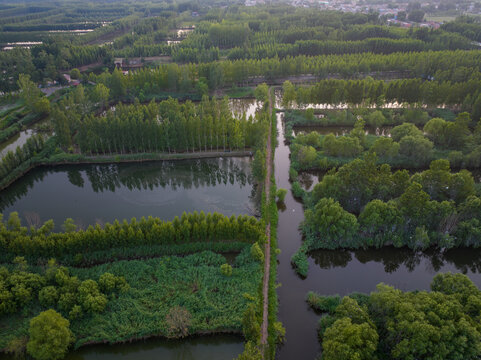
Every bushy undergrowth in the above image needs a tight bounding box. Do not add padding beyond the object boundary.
[0,249,263,353]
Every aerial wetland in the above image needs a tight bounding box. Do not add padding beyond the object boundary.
[3,2,481,360]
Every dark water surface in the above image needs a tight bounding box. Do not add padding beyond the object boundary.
[0,157,257,229]
[274,112,481,360]
[64,335,244,360]
[0,335,244,360]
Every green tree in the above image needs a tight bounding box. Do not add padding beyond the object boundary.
[26,310,74,360]
[277,188,288,202]
[369,137,399,158]
[296,145,317,167]
[251,242,264,262]
[242,303,260,342]
[196,78,209,97]
[472,94,481,122]
[17,74,41,111]
[51,107,72,148]
[252,149,266,182]
[304,198,359,249]
[423,117,446,146]
[254,83,269,103]
[220,263,233,277]
[38,286,58,307]
[322,317,378,360]
[282,80,296,109]
[367,110,385,130]
[398,135,433,164]
[109,68,126,99]
[391,123,423,142]
[69,68,80,80]
[33,97,51,115]
[408,9,425,22]
[90,83,110,110]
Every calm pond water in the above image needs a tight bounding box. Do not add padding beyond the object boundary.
[63,335,243,360]
[274,112,481,360]
[0,119,51,158]
[0,335,244,360]
[229,98,261,119]
[0,157,257,229]
[0,129,35,157]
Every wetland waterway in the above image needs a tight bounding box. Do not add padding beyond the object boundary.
[274,112,481,359]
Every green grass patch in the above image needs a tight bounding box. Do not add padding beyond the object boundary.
[0,249,262,351]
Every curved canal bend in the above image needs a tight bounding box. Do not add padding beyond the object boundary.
[274,112,481,359]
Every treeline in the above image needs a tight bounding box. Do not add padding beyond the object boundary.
[227,37,473,60]
[52,95,267,154]
[166,9,473,64]
[290,115,481,170]
[3,4,481,91]
[296,157,481,254]
[284,78,481,108]
[1,23,102,32]
[442,17,481,42]
[0,211,264,260]
[307,273,481,360]
[84,50,481,100]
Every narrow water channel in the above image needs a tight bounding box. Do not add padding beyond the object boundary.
[274,112,481,359]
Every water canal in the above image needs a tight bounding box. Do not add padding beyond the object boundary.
[274,112,481,359]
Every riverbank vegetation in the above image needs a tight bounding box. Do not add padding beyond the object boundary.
[307,273,481,360]
[291,156,481,275]
[281,77,481,109]
[288,112,481,171]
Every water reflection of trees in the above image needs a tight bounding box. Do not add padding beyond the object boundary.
[310,247,481,274]
[0,158,253,209]
[86,158,252,193]
[0,168,49,209]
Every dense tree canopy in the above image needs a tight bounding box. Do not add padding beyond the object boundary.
[309,273,481,360]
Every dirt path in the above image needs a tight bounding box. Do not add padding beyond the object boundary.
[260,88,274,350]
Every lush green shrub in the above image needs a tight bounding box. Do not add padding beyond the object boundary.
[220,263,233,277]
[27,310,74,360]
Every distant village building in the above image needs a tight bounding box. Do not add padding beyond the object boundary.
[62,74,80,86]
[114,58,143,69]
